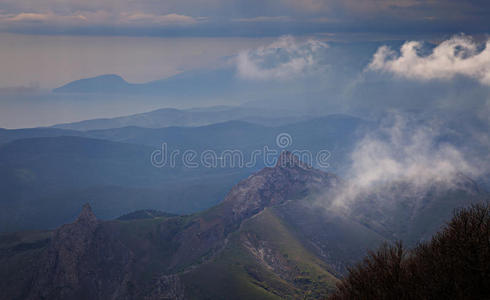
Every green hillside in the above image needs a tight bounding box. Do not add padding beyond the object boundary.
[183,208,338,299]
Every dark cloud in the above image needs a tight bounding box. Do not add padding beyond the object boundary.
[0,0,489,37]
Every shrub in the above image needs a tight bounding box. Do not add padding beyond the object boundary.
[330,203,490,300]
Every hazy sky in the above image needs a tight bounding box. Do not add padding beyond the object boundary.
[1,0,490,88]
[0,0,490,128]
[1,0,489,36]
[0,34,276,88]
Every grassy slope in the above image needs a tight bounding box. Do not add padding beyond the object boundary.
[182,208,338,299]
[0,205,339,299]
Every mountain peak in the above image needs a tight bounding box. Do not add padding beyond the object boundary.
[222,151,337,225]
[275,151,311,170]
[76,203,97,225]
[53,74,131,93]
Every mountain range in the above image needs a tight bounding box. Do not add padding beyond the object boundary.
[0,114,370,232]
[1,107,488,234]
[0,152,484,299]
[51,105,311,131]
[52,69,261,101]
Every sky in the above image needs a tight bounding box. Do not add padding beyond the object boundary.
[1,0,490,37]
[0,33,274,88]
[1,0,489,246]
[1,0,490,88]
[1,0,490,128]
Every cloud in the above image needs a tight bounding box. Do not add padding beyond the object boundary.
[232,16,293,23]
[7,13,56,22]
[0,11,200,28]
[1,12,88,23]
[236,35,328,80]
[0,0,489,36]
[122,13,199,25]
[328,112,484,210]
[368,35,490,85]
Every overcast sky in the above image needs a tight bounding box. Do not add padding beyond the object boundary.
[1,0,490,88]
[1,0,490,128]
[1,0,489,36]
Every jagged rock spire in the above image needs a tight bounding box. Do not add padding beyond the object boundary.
[76,203,98,226]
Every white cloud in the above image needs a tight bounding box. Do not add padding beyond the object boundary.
[368,35,490,85]
[329,112,481,210]
[236,35,328,80]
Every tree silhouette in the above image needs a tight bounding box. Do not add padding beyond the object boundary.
[331,202,490,300]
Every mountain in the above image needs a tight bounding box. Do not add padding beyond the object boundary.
[3,114,486,235]
[53,74,135,94]
[0,135,253,232]
[0,152,484,299]
[346,175,485,245]
[0,115,370,232]
[0,127,83,145]
[0,152,342,299]
[52,69,238,96]
[52,106,310,131]
[79,115,369,174]
[117,209,177,221]
[52,68,282,99]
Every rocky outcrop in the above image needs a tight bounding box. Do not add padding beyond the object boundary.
[146,275,185,300]
[224,151,339,222]
[28,204,134,300]
[168,151,340,270]
[242,232,295,281]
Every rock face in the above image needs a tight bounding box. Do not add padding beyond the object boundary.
[167,151,340,270]
[28,204,134,300]
[147,275,185,300]
[224,151,339,222]
[241,232,295,281]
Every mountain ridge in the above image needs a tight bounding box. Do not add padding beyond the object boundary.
[0,152,342,299]
[51,105,311,131]
[0,151,485,299]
